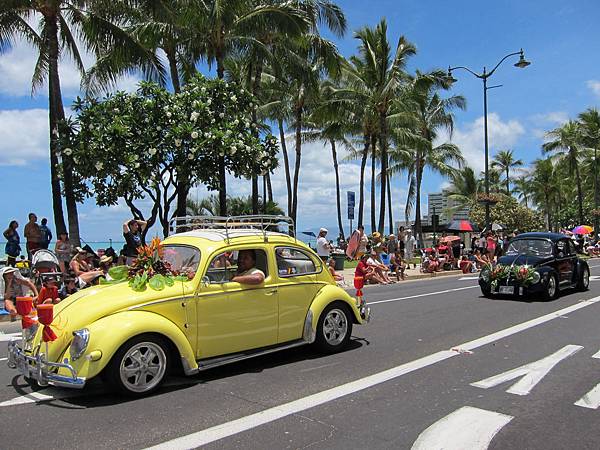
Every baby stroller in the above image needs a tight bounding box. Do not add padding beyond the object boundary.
[31,249,63,290]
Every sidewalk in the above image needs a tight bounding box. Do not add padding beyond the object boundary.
[340,265,468,286]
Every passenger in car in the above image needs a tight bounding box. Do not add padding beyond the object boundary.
[231,249,265,285]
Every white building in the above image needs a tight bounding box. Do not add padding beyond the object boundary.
[426,189,471,225]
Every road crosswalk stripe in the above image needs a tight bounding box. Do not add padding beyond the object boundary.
[0,333,20,343]
[411,406,513,450]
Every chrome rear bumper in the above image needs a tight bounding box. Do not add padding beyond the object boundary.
[7,340,86,389]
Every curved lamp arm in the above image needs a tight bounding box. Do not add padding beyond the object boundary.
[487,51,522,77]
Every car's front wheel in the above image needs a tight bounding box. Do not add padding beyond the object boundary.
[543,272,559,301]
[105,334,170,397]
[577,265,590,291]
[315,303,353,354]
[480,285,492,298]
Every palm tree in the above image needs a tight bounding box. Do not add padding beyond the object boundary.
[491,149,523,195]
[543,120,585,224]
[530,158,558,230]
[389,70,466,244]
[0,1,115,245]
[578,108,600,231]
[512,173,532,208]
[353,19,416,233]
[447,166,480,207]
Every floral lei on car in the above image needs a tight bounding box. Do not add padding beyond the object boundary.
[103,237,193,291]
[483,263,538,289]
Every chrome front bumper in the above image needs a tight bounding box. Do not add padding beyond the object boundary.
[7,340,86,389]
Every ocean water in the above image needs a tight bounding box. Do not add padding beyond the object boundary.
[0,241,125,260]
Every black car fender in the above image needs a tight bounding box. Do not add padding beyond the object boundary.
[536,266,555,283]
[574,259,589,279]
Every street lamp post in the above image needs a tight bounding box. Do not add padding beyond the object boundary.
[447,49,531,232]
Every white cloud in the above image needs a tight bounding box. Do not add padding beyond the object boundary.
[440,113,525,173]
[0,109,49,165]
[530,111,569,126]
[587,80,600,99]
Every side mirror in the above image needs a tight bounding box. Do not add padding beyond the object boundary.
[201,276,210,287]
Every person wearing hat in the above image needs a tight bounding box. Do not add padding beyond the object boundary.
[316,228,331,262]
[386,234,398,255]
[0,266,38,317]
[99,255,114,280]
[405,230,416,265]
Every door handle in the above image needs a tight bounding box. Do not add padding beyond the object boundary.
[266,289,278,295]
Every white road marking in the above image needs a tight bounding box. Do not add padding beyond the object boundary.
[471,345,583,396]
[0,357,7,361]
[145,295,600,450]
[411,406,513,450]
[0,390,58,407]
[592,349,600,359]
[367,285,478,306]
[590,276,600,281]
[459,276,479,280]
[575,384,600,409]
[0,333,20,342]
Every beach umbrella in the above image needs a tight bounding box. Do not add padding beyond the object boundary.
[440,235,461,243]
[446,220,477,232]
[301,231,317,238]
[492,223,504,231]
[572,225,593,235]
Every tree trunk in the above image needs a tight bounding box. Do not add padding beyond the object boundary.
[414,160,424,246]
[251,176,259,214]
[278,118,293,216]
[506,167,510,196]
[370,135,377,234]
[387,171,393,235]
[291,103,303,224]
[378,114,387,234]
[357,135,369,229]
[574,161,584,224]
[330,140,344,241]
[266,173,273,203]
[48,14,80,245]
[250,60,262,214]
[545,193,551,230]
[216,41,227,211]
[165,46,181,93]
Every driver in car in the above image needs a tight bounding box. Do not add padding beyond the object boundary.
[231,249,265,285]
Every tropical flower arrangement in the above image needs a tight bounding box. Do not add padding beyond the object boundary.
[103,238,192,292]
[484,263,539,290]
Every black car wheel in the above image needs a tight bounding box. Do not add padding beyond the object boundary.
[480,285,492,298]
[576,266,590,291]
[542,272,559,301]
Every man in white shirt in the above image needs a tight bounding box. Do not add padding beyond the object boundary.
[316,228,331,262]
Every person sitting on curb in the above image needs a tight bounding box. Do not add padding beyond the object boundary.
[355,253,386,285]
[389,250,407,281]
[366,251,394,284]
[459,255,474,274]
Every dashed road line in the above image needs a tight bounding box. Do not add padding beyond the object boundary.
[367,285,478,306]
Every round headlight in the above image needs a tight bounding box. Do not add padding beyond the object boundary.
[531,271,541,284]
[70,329,90,361]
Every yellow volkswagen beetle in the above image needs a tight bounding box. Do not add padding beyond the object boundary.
[8,216,369,396]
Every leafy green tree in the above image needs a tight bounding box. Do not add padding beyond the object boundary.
[470,194,544,233]
[187,195,283,216]
[0,0,114,244]
[529,158,558,230]
[353,19,416,233]
[70,76,278,236]
[543,120,585,224]
[578,108,600,231]
[491,149,523,195]
[512,173,532,208]
[447,166,480,208]
[389,70,465,244]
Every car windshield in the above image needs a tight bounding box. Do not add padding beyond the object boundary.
[506,239,553,257]
[162,245,201,275]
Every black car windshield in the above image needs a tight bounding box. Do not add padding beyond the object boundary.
[506,239,553,257]
[162,245,201,274]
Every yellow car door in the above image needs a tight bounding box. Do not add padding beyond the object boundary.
[196,247,278,359]
[273,246,324,343]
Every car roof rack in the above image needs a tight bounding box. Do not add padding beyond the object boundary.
[168,215,296,243]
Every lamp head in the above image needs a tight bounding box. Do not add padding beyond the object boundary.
[446,67,458,84]
[514,49,531,68]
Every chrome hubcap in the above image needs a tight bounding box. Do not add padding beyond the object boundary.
[584,270,590,287]
[548,277,556,297]
[120,342,166,393]
[322,309,348,346]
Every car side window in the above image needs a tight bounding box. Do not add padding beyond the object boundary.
[564,240,575,256]
[275,247,318,277]
[206,249,268,284]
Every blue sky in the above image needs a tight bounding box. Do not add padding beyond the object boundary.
[1,0,599,243]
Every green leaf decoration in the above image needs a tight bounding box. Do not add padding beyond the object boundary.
[173,275,190,282]
[129,273,148,292]
[149,274,166,291]
[164,276,175,287]
[108,265,129,281]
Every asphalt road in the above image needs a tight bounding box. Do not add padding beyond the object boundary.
[1,263,600,449]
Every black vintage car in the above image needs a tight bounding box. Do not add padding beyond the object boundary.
[479,232,590,299]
